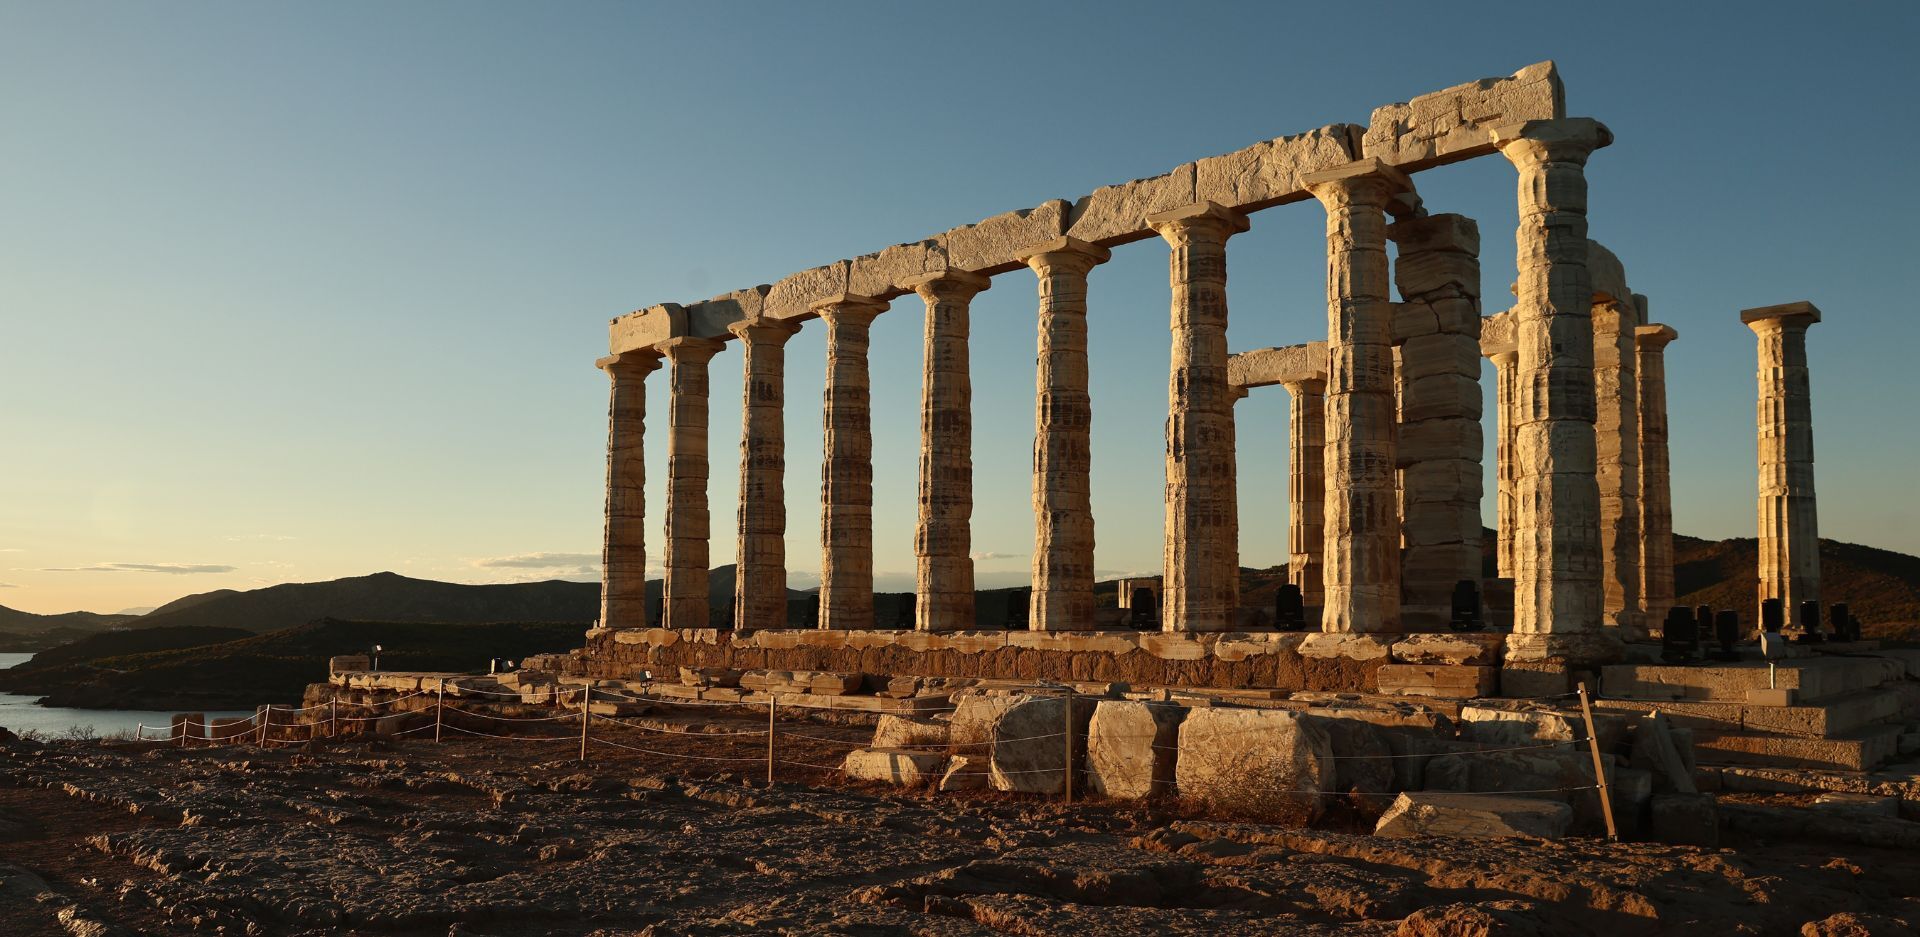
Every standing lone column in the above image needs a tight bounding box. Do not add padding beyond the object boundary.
[903,270,991,632]
[815,294,890,630]
[730,318,801,632]
[1014,238,1111,632]
[1634,322,1679,629]
[1742,301,1822,632]
[596,350,663,631]
[659,337,725,630]
[1593,292,1643,638]
[1147,202,1249,633]
[1281,378,1327,615]
[1487,346,1520,578]
[1304,160,1411,634]
[1492,118,1612,659]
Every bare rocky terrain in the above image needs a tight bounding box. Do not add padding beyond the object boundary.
[2,717,1917,937]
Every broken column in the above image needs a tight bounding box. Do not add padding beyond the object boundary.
[1015,237,1111,632]
[1634,321,1678,629]
[1742,301,1822,632]
[596,349,663,630]
[904,270,990,633]
[1389,213,1485,629]
[1305,159,1411,634]
[730,318,801,631]
[659,337,724,630]
[1147,201,1248,633]
[1492,118,1613,660]
[1281,377,1326,615]
[816,294,890,630]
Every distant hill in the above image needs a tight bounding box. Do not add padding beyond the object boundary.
[0,605,135,636]
[126,572,600,635]
[0,618,584,711]
[1672,535,1920,640]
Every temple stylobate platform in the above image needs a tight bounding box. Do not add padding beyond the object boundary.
[585,60,1817,683]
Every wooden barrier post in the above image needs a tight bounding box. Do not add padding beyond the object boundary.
[257,705,270,747]
[1063,687,1075,805]
[330,699,338,739]
[766,692,777,787]
[1576,681,1618,841]
[578,686,591,763]
[435,679,445,744]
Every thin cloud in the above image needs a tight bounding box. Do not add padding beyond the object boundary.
[970,551,1026,562]
[474,552,601,569]
[0,582,17,588]
[41,563,237,575]
[225,534,297,542]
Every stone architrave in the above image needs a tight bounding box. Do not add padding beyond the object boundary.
[1592,292,1643,638]
[1280,377,1327,613]
[1742,301,1823,632]
[729,318,801,632]
[1146,202,1249,633]
[1491,118,1613,660]
[1487,347,1520,577]
[1388,213,1484,629]
[1014,237,1111,632]
[1634,322,1679,628]
[659,337,725,630]
[902,270,991,633]
[1304,159,1412,635]
[815,294,890,630]
[596,350,663,630]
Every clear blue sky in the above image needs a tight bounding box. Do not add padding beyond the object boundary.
[2,1,1914,614]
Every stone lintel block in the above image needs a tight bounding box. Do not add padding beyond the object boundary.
[1137,632,1211,661]
[944,200,1070,273]
[1392,633,1507,666]
[1226,342,1328,389]
[764,261,852,321]
[1635,323,1679,348]
[1193,124,1362,213]
[675,286,770,342]
[1479,309,1516,356]
[609,303,686,356]
[1588,241,1630,304]
[1300,633,1394,661]
[1387,213,1480,256]
[1740,300,1822,329]
[847,239,946,299]
[1299,157,1414,195]
[1067,166,1197,246]
[1364,61,1564,171]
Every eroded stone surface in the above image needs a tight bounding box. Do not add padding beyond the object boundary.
[1374,791,1572,839]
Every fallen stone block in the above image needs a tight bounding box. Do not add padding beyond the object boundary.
[1650,792,1719,846]
[1629,710,1698,794]
[679,667,740,689]
[988,695,1095,795]
[871,714,949,750]
[949,692,1027,750]
[1085,700,1186,799]
[1812,792,1900,819]
[1389,633,1505,666]
[1374,791,1572,840]
[1304,713,1395,796]
[1175,707,1335,822]
[841,748,945,786]
[1459,704,1624,751]
[938,754,988,792]
[1376,664,1496,700]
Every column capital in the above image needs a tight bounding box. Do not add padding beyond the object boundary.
[1741,300,1821,333]
[1277,377,1325,398]
[1490,117,1612,166]
[1013,236,1111,276]
[597,349,664,376]
[1228,384,1250,403]
[1145,200,1249,244]
[654,336,725,363]
[810,293,889,326]
[901,269,991,303]
[1634,323,1679,350]
[727,317,802,346]
[1302,157,1414,207]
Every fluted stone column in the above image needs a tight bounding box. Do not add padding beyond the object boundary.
[1015,238,1111,632]
[1281,378,1326,614]
[658,337,724,630]
[1147,202,1248,633]
[1305,160,1410,634]
[1593,295,1643,638]
[815,294,889,630]
[903,270,991,633]
[1492,118,1612,659]
[1389,213,1485,629]
[1743,301,1822,632]
[1634,322,1678,629]
[1488,347,1520,578]
[729,318,801,632]
[596,350,663,631]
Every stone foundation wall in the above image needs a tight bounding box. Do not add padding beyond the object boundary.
[581,628,1508,695]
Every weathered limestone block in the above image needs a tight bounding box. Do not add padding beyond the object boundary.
[988,695,1095,794]
[1743,301,1823,631]
[679,286,769,340]
[1364,61,1564,171]
[1305,713,1394,795]
[941,200,1068,274]
[1390,633,1505,665]
[1629,710,1697,794]
[1068,164,1196,245]
[872,714,949,750]
[598,350,664,630]
[678,667,740,688]
[1650,792,1719,846]
[1085,700,1186,799]
[939,754,988,792]
[949,692,1027,749]
[905,270,990,633]
[1459,704,1625,750]
[1424,748,1607,804]
[1174,707,1335,821]
[1193,124,1362,212]
[1374,791,1573,839]
[842,748,945,786]
[329,655,370,676]
[764,261,851,321]
[848,239,944,298]
[1375,664,1497,700]
[1225,342,1328,389]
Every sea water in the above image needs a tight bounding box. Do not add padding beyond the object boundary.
[0,652,249,739]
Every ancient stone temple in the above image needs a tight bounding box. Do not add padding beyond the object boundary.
[581,61,1769,693]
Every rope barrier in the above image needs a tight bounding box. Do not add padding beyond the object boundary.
[440,705,579,723]
[439,723,577,742]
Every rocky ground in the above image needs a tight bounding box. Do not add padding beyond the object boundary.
[1,711,1917,937]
